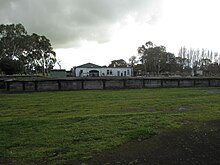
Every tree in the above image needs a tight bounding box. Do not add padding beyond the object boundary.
[133,64,144,76]
[57,58,62,69]
[207,62,220,75]
[108,59,128,67]
[0,23,56,75]
[200,58,211,71]
[0,24,27,59]
[161,52,177,73]
[27,33,56,75]
[138,41,167,74]
[0,57,23,75]
[177,46,220,76]
[128,55,138,67]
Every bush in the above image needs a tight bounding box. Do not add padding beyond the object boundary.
[0,57,23,75]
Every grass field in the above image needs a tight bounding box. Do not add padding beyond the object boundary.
[0,88,220,164]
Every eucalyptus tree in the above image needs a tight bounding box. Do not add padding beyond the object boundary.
[0,23,56,75]
[128,55,138,67]
[108,59,128,67]
[0,24,27,60]
[138,41,168,74]
[24,33,56,75]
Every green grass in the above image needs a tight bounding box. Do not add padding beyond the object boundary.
[0,88,220,164]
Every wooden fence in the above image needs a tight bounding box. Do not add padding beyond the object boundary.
[0,77,220,93]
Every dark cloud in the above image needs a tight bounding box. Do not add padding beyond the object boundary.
[0,0,162,48]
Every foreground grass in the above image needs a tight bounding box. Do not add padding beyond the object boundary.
[0,88,220,164]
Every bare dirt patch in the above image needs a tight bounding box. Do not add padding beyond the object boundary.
[177,107,192,111]
[76,120,220,165]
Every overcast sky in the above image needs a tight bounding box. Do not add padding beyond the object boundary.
[1,0,220,69]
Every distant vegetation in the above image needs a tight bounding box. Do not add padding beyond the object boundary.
[134,41,220,76]
[177,46,220,75]
[112,41,220,77]
[1,23,219,78]
[0,24,56,75]
[0,88,219,164]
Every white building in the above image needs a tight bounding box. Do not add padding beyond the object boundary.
[73,63,133,77]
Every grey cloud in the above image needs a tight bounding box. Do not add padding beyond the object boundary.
[146,14,161,25]
[0,0,162,48]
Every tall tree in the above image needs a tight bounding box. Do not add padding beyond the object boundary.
[128,55,138,67]
[162,52,177,73]
[178,46,220,75]
[138,41,167,74]
[108,59,128,67]
[0,23,56,75]
[28,33,56,75]
[0,24,27,59]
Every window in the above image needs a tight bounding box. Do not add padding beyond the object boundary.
[124,71,126,76]
[79,70,83,76]
[107,70,112,75]
[127,70,130,75]
[117,71,120,76]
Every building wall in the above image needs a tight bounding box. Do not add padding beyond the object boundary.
[75,67,132,77]
[50,70,67,78]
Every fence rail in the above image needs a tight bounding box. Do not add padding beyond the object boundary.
[0,77,220,93]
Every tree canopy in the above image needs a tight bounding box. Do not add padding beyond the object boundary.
[138,41,176,74]
[108,59,128,67]
[0,23,56,75]
[135,41,220,76]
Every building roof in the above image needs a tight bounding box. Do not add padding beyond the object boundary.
[76,62,132,69]
[76,63,102,68]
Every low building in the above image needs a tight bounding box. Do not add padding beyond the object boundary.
[73,63,133,77]
[50,69,67,78]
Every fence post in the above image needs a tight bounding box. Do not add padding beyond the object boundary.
[6,81,10,92]
[123,79,126,88]
[177,79,180,87]
[161,79,163,87]
[81,80,84,89]
[193,79,196,87]
[142,79,145,88]
[22,82,26,91]
[102,79,106,89]
[58,80,61,90]
[34,81,38,91]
